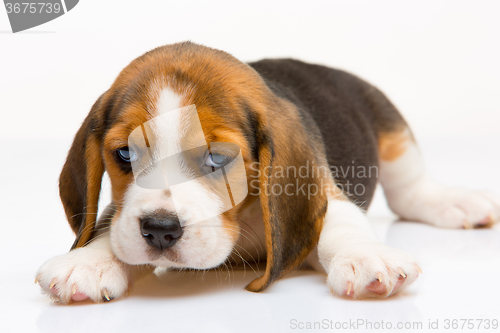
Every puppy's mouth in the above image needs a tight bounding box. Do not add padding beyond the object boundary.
[145,244,186,264]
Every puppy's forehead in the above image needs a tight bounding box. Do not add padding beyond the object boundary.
[108,78,241,147]
[149,82,184,115]
[103,44,267,160]
[141,84,207,157]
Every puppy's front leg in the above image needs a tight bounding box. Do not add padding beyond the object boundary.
[36,232,145,303]
[317,199,421,299]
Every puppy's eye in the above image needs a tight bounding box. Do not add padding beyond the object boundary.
[117,147,138,163]
[206,153,229,168]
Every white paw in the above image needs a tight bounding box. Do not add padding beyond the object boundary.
[430,189,500,229]
[327,243,421,299]
[388,178,500,229]
[36,245,130,303]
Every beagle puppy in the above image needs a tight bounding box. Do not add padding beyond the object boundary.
[36,42,500,303]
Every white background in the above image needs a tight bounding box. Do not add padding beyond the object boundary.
[1,1,500,332]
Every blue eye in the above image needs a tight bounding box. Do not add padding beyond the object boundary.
[117,147,138,163]
[206,153,229,168]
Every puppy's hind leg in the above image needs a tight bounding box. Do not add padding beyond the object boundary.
[379,126,500,228]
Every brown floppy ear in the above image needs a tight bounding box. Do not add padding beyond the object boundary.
[59,93,109,250]
[245,98,329,292]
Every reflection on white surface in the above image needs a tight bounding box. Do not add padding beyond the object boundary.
[31,220,500,333]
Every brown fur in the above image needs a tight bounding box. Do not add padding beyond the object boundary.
[59,95,107,249]
[378,130,411,162]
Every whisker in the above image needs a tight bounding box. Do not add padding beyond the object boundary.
[238,219,265,254]
[220,225,264,266]
[81,231,109,247]
[232,244,260,277]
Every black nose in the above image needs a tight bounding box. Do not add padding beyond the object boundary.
[140,213,183,250]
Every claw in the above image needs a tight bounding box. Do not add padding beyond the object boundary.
[463,219,472,229]
[49,279,56,290]
[34,276,39,284]
[346,281,353,296]
[416,265,423,274]
[397,268,406,278]
[377,272,383,283]
[102,288,111,302]
[72,285,77,295]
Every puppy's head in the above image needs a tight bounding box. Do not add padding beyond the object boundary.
[59,42,328,291]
